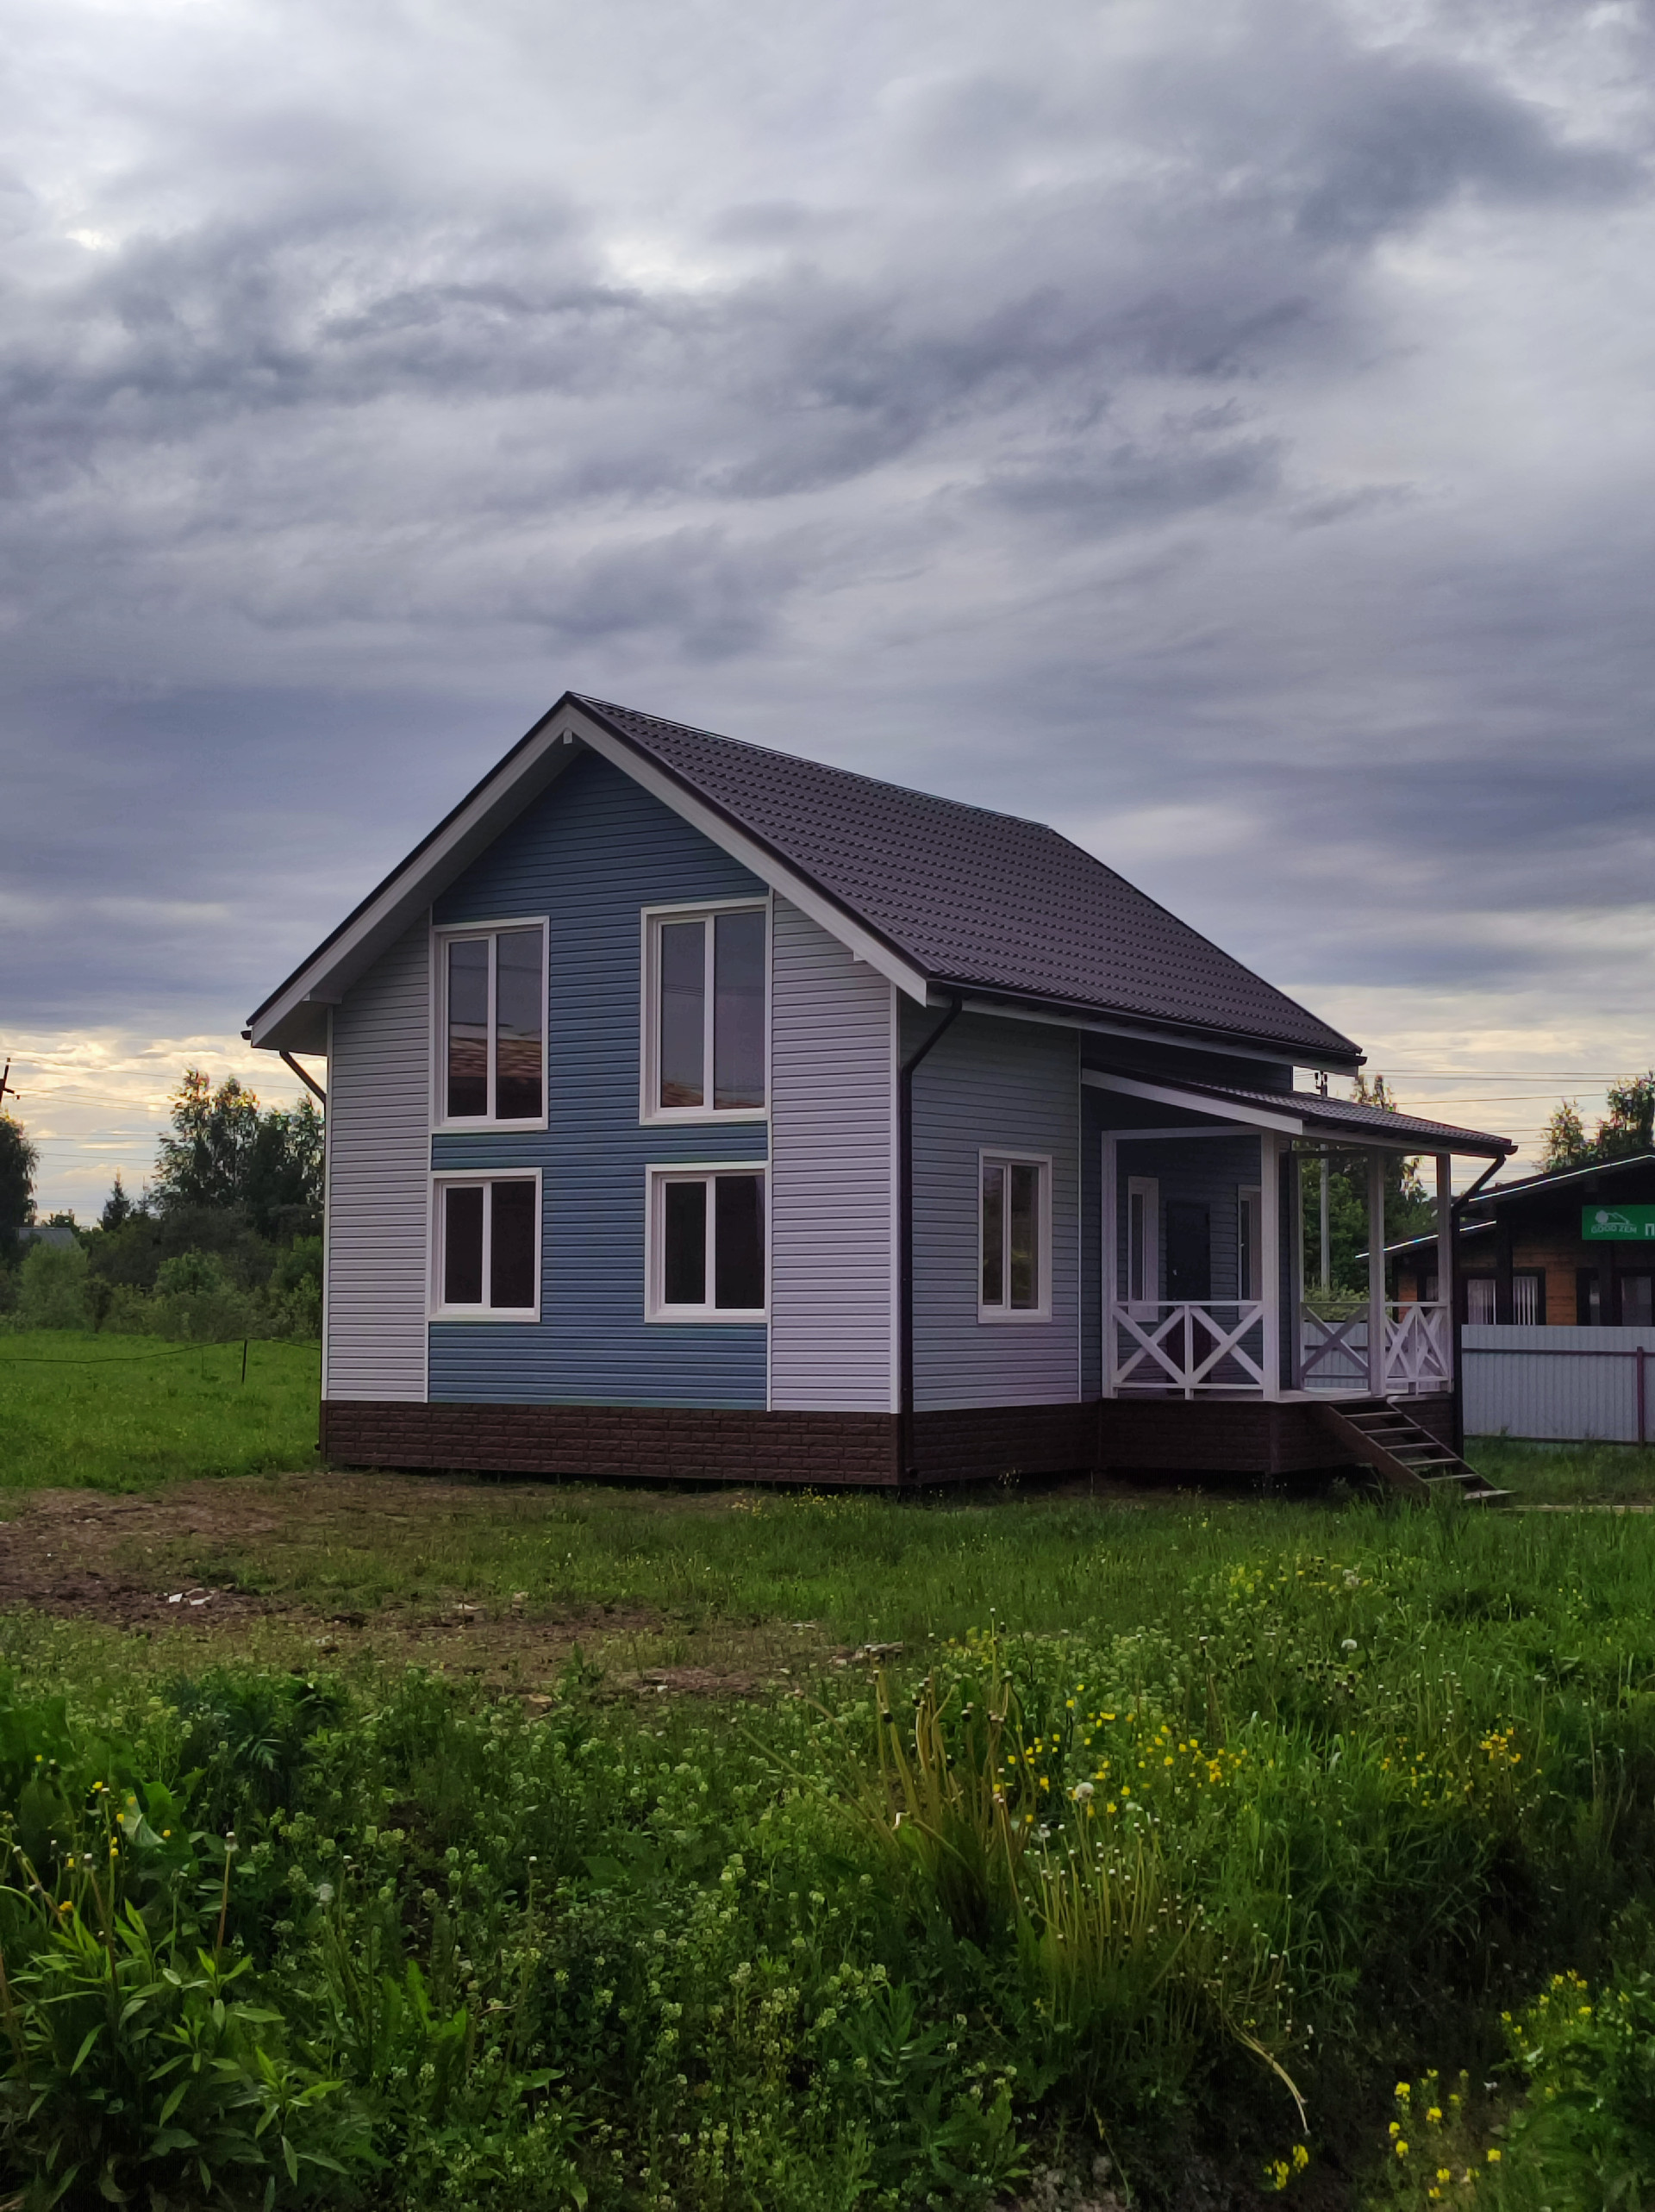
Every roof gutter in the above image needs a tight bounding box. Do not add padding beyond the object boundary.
[898,994,964,1483]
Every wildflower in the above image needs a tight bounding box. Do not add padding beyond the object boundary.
[1427,2107,1443,2124]
[1341,1639,1358,1652]
[1396,2082,1412,2100]
[1438,2171,1452,2184]
[1390,2123,1402,2139]
[1396,2140,1409,2159]
[1292,2146,1309,2171]
[1486,2149,1501,2164]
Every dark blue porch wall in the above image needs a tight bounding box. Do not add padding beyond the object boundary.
[905,1008,1080,1411]
[428,750,769,1408]
[1110,1134,1265,1301]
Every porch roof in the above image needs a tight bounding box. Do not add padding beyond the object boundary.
[1085,1069,1515,1157]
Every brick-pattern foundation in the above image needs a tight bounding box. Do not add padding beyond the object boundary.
[321,1400,903,1486]
[322,1392,1451,1488]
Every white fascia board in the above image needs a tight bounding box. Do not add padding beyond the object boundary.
[1083,1068,1305,1135]
[957,994,1356,1073]
[565,705,932,1004]
[248,729,587,1051]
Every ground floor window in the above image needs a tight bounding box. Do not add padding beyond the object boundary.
[432,1174,540,1317]
[648,1167,765,1320]
[1465,1278,1496,1324]
[980,1153,1051,1319]
[1621,1274,1653,1328]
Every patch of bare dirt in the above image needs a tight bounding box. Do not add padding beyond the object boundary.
[0,1473,824,1694]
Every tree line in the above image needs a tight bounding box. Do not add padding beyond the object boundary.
[0,1070,324,1338]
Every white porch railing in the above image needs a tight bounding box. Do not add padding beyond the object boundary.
[1299,1302,1452,1395]
[1383,1301,1452,1393]
[1111,1301,1266,1397]
[1300,1303,1369,1391]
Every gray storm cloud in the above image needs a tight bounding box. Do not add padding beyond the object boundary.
[1,0,1651,1197]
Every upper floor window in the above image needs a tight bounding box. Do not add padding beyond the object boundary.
[642,903,767,1121]
[437,922,547,1127]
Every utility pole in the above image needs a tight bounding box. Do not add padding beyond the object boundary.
[0,1059,20,1113]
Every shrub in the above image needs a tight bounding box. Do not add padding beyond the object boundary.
[16,1240,90,1331]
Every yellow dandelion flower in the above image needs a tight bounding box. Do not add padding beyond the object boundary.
[1486,2148,1501,2164]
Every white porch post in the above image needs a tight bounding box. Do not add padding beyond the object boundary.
[1101,1132,1117,1399]
[1367,1149,1386,1397]
[1260,1132,1282,1400]
[1435,1153,1453,1317]
[1290,1147,1304,1389]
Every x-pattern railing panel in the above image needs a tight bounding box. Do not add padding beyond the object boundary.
[1301,1308,1369,1386]
[1111,1300,1266,1395]
[1383,1301,1450,1391]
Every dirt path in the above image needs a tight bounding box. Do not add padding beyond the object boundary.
[0,1472,821,1692]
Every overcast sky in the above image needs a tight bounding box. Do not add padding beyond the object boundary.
[4,0,1652,1211]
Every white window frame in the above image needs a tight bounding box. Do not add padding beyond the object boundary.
[977,1149,1053,1324]
[639,898,771,1126]
[431,916,551,1133]
[1238,1185,1262,1303]
[428,1168,543,1322]
[1126,1175,1159,1310]
[645,1162,768,1323]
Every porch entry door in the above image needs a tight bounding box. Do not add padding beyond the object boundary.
[1164,1202,1211,1303]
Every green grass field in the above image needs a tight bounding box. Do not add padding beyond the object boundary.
[0,1329,321,1489]
[8,1334,1655,2209]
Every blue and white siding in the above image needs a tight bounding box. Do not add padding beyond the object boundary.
[324,916,431,1402]
[769,899,896,1411]
[427,751,769,1408]
[907,1010,1081,1410]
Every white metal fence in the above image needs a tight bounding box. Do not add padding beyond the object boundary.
[1462,1325,1655,1443]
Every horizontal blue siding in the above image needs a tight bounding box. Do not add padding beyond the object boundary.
[428,751,769,1408]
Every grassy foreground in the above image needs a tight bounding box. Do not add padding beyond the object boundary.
[0,1331,320,1490]
[8,1487,1655,2208]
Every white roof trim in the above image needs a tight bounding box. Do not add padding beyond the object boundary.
[250,701,932,1052]
[1083,1068,1305,1134]
[566,706,930,1003]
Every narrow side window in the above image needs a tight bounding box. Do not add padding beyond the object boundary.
[446,939,490,1119]
[663,1180,709,1303]
[490,1180,538,1309]
[443,1184,485,1304]
[495,930,545,1122]
[981,1164,1005,1307]
[659,921,706,1109]
[713,909,766,1109]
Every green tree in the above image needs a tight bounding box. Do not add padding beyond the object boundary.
[100,1172,136,1233]
[16,1239,91,1330]
[0,1113,36,1265]
[1542,1072,1655,1172]
[150,1071,323,1240]
[1301,1074,1435,1297]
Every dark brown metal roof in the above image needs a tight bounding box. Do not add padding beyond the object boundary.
[577,696,1360,1064]
[1137,1072,1514,1155]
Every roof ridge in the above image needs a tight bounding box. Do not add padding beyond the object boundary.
[572,693,1061,839]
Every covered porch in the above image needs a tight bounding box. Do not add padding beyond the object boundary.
[1089,1071,1514,1409]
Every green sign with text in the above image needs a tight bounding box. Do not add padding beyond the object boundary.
[1583,1204,1655,1240]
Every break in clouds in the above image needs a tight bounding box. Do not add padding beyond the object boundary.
[3,0,1654,1199]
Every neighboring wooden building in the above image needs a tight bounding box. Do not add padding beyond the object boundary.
[1390,1154,1655,1327]
[247,695,1513,1489]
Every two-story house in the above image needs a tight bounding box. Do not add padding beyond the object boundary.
[247,695,1513,1490]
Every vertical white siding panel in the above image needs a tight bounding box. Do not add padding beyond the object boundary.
[769,899,895,1410]
[1463,1325,1655,1441]
[325,918,430,1402]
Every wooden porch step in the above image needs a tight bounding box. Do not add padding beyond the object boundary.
[1313,1399,1509,1507]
